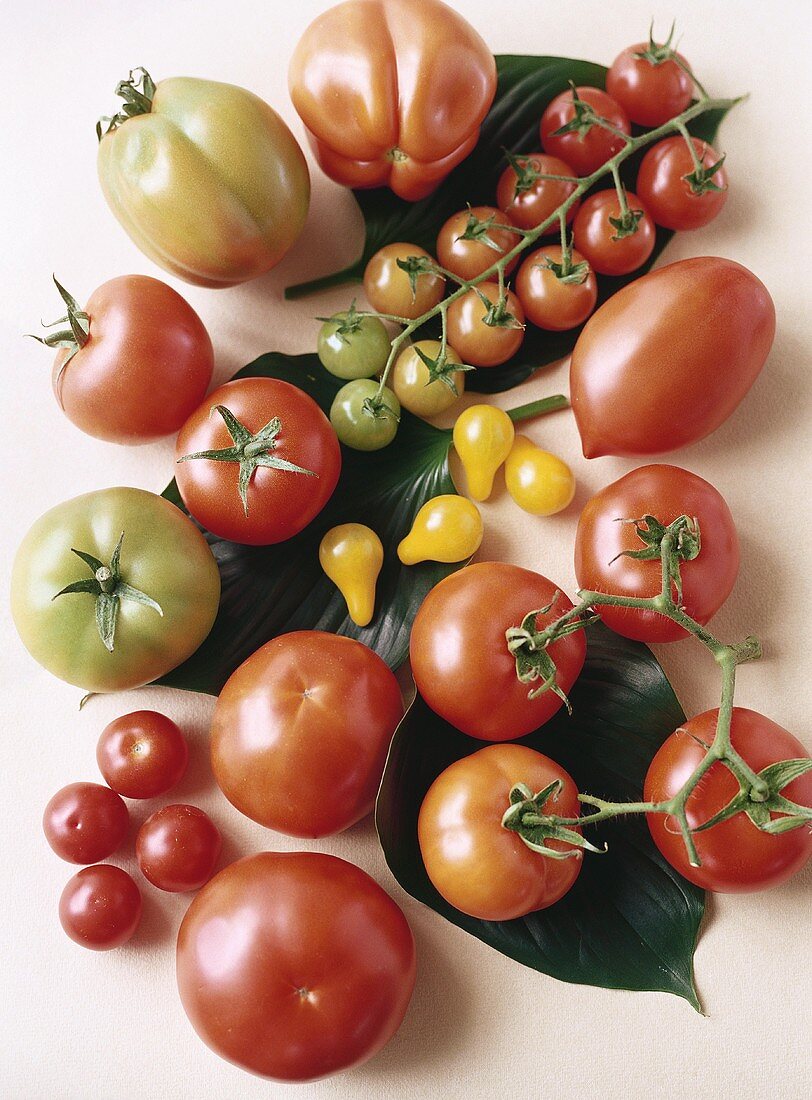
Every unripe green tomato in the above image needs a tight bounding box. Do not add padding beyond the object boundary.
[317,312,391,379]
[391,340,465,418]
[330,379,400,451]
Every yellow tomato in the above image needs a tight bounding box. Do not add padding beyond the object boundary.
[391,341,466,418]
[319,524,384,627]
[452,405,515,501]
[398,496,483,565]
[505,436,576,515]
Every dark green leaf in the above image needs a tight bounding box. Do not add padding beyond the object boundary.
[376,622,705,1008]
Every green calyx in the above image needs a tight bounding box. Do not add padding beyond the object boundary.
[362,395,399,422]
[683,151,728,195]
[178,405,317,516]
[693,758,812,835]
[609,206,646,240]
[539,249,590,286]
[413,344,474,396]
[502,149,543,197]
[502,781,605,860]
[635,20,680,66]
[505,594,595,707]
[611,514,700,604]
[315,299,364,343]
[474,286,523,331]
[551,82,600,140]
[456,209,506,254]
[396,255,439,300]
[27,276,90,403]
[97,66,155,141]
[53,532,163,653]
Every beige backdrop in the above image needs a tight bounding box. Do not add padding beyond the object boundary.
[1,1,810,1097]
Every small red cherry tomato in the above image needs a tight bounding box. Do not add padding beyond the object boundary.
[637,136,728,230]
[136,804,221,892]
[607,43,694,127]
[43,782,129,864]
[436,205,520,281]
[496,154,580,232]
[515,245,597,331]
[540,86,630,176]
[445,283,525,367]
[97,711,189,799]
[572,190,656,275]
[59,864,142,950]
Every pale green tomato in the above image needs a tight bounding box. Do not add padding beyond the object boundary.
[391,340,466,418]
[330,379,400,451]
[317,311,391,380]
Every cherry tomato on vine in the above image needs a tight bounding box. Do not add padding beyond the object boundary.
[637,136,728,230]
[419,744,583,920]
[397,495,483,565]
[317,306,391,379]
[391,340,466,418]
[177,852,416,1080]
[363,243,445,319]
[97,711,188,799]
[319,523,383,627]
[410,562,586,741]
[60,865,142,951]
[540,86,630,177]
[211,632,404,838]
[436,206,520,281]
[43,782,129,864]
[644,709,812,892]
[606,37,694,128]
[136,804,221,892]
[574,464,739,642]
[515,245,597,331]
[452,404,515,501]
[572,190,656,275]
[446,283,525,368]
[504,436,575,516]
[330,378,401,451]
[175,377,341,545]
[496,153,580,232]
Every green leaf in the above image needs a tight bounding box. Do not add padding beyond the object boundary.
[158,352,457,695]
[285,55,732,394]
[376,622,705,1009]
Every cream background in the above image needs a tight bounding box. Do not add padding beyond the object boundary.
[1,1,810,1097]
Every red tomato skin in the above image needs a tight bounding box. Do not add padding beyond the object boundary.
[495,154,580,232]
[410,562,586,741]
[572,190,656,276]
[445,283,525,367]
[53,276,213,445]
[637,136,728,230]
[176,852,416,1081]
[175,377,341,545]
[574,464,739,642]
[515,245,597,331]
[436,205,520,281]
[136,804,221,892]
[606,46,693,128]
[211,631,404,838]
[59,865,142,950]
[43,782,129,864]
[644,709,812,892]
[540,87,630,177]
[97,711,189,799]
[570,257,776,458]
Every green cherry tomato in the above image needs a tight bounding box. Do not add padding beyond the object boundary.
[330,379,400,451]
[11,488,221,692]
[317,307,391,380]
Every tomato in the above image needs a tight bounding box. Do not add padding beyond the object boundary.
[574,464,739,642]
[504,437,575,516]
[317,305,391,380]
[606,40,693,128]
[330,378,401,451]
[452,404,515,501]
[572,190,656,275]
[97,69,309,287]
[97,711,188,799]
[644,709,812,892]
[60,865,142,951]
[136,805,221,893]
[418,744,582,920]
[436,206,520,281]
[637,136,728,230]
[446,283,525,368]
[540,86,630,177]
[363,243,445,320]
[397,495,483,565]
[32,275,212,444]
[410,562,586,741]
[570,257,776,457]
[175,377,341,545]
[319,524,384,627]
[496,153,580,232]
[211,632,404,838]
[11,488,220,692]
[43,783,129,864]
[515,245,597,331]
[177,852,416,1080]
[391,340,466,418]
[289,0,496,201]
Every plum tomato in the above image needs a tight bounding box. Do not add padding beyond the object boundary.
[436,206,520,281]
[410,562,586,741]
[644,709,812,892]
[211,631,404,838]
[391,340,466,418]
[515,245,597,331]
[418,744,583,920]
[177,852,416,1080]
[175,377,341,545]
[446,282,525,368]
[330,378,401,451]
[606,37,694,128]
[496,153,580,232]
[540,86,630,177]
[317,304,391,380]
[637,136,728,230]
[43,782,129,864]
[59,865,142,950]
[574,464,739,642]
[572,189,656,275]
[97,711,188,799]
[136,804,221,892]
[363,243,445,320]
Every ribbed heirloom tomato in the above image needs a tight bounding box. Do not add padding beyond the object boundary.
[289,0,496,200]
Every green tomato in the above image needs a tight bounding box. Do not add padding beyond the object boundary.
[330,379,401,451]
[317,307,391,380]
[391,340,466,418]
[11,488,221,692]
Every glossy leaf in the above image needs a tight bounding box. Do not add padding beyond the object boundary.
[376,622,705,1008]
[286,54,732,393]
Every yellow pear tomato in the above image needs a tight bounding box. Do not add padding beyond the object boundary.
[398,496,483,565]
[319,524,383,627]
[452,405,515,501]
[505,436,576,515]
[391,341,467,418]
